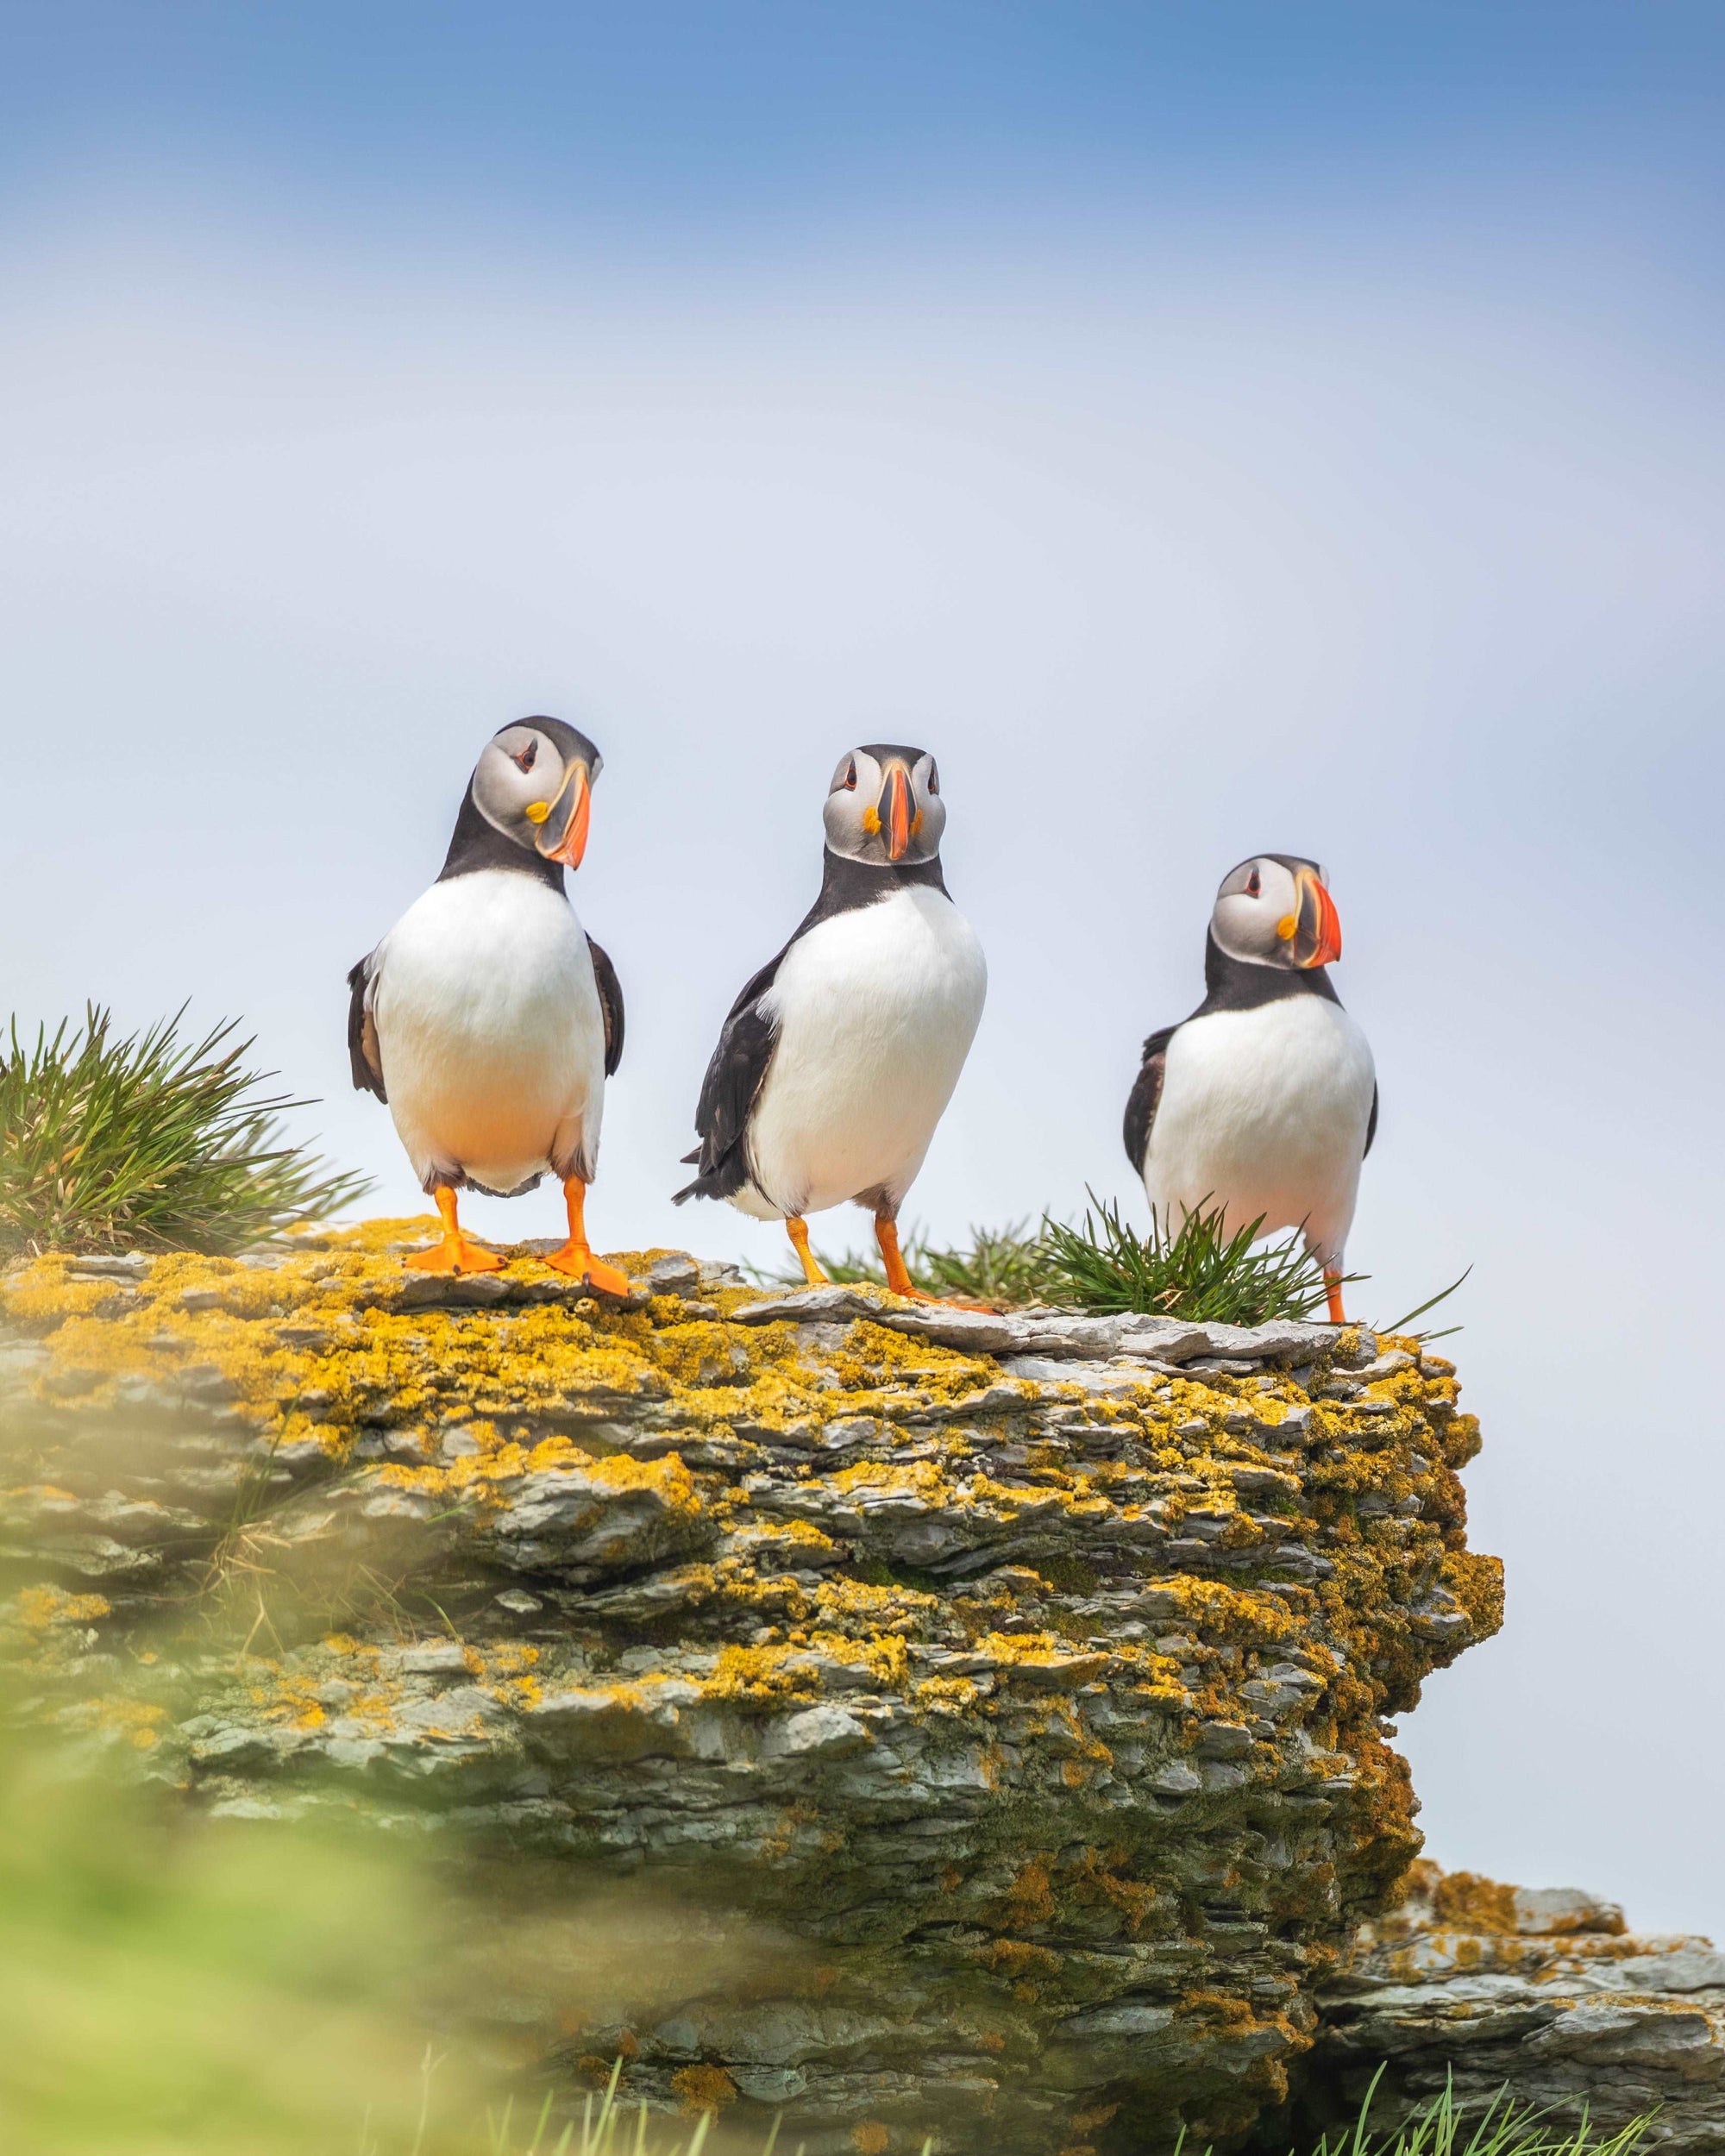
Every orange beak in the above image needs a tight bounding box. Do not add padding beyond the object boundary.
[882,764,912,862]
[1295,868,1343,968]
[536,762,591,871]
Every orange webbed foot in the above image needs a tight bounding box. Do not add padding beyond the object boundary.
[405,1237,506,1275]
[888,1281,1000,1313]
[546,1178,633,1296]
[405,1191,505,1273]
[543,1244,633,1297]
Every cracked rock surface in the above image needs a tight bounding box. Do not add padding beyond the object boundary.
[1304,1862,1725,2149]
[0,1219,1502,2154]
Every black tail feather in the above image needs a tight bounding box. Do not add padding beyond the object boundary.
[674,1145,751,1206]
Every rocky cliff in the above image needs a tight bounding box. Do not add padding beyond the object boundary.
[0,1220,1503,2153]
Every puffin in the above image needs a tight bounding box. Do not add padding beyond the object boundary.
[1123,854,1377,1322]
[346,715,629,1291]
[674,743,986,1298]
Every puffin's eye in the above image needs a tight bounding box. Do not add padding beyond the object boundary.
[511,738,538,774]
[842,759,857,790]
[1245,868,1262,898]
[926,762,939,796]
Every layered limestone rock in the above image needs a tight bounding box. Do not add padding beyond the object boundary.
[1306,1863,1725,2149]
[0,1221,1502,2154]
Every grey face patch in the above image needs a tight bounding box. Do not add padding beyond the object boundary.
[822,744,947,866]
[469,719,604,854]
[1210,855,1318,968]
[472,728,571,849]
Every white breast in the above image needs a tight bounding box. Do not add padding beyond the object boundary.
[370,869,606,1196]
[734,885,987,1221]
[1142,994,1376,1269]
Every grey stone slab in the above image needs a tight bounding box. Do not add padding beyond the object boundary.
[734,1291,1345,1378]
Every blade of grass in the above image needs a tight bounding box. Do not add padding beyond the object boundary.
[1379,1266,1473,1338]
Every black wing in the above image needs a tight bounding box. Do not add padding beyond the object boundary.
[1364,1081,1378,1157]
[346,954,386,1101]
[587,935,624,1077]
[673,950,787,1203]
[1123,1024,1176,1174]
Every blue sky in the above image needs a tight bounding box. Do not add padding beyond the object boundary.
[3,3,1724,1938]
[5,3,1723,241]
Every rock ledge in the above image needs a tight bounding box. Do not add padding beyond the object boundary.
[1307,1860,1725,2150]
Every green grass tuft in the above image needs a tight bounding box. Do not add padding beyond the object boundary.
[1299,2069,1656,2156]
[1038,1190,1357,1324]
[753,1197,1467,1334]
[751,1219,1063,1306]
[0,1003,371,1258]
[758,1197,1353,1325]
[913,1220,1063,1307]
[480,2064,850,2156]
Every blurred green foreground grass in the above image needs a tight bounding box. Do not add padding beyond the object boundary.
[0,1708,811,2156]
[0,1718,1661,2156]
[0,1725,480,2156]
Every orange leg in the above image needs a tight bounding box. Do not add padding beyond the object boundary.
[405,1188,505,1275]
[544,1177,633,1296]
[874,1215,930,1300]
[785,1215,830,1287]
[1325,1269,1347,1324]
[875,1216,998,1311]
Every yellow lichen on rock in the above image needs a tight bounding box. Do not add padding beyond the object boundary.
[0,1226,1505,2155]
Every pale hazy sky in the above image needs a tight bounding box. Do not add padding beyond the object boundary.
[3,3,1723,1937]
